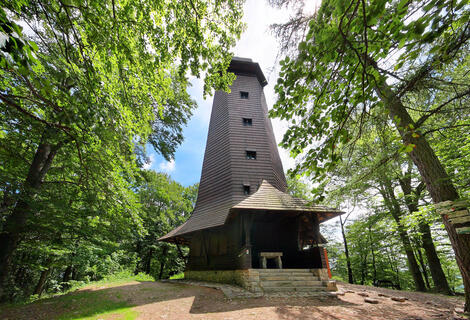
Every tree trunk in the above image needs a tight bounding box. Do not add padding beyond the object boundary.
[416,247,430,290]
[368,224,377,285]
[62,266,73,283]
[398,176,452,295]
[15,266,26,288]
[419,222,452,294]
[145,248,153,274]
[134,241,142,275]
[397,227,426,291]
[0,135,61,300]
[360,253,367,285]
[340,215,354,284]
[376,82,469,309]
[71,267,77,281]
[386,248,401,290]
[34,267,52,297]
[380,182,427,292]
[158,246,168,280]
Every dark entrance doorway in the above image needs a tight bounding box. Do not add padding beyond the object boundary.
[249,213,324,269]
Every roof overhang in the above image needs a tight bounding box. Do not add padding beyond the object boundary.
[228,207,343,223]
[228,57,268,87]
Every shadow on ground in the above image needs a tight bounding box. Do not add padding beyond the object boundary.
[0,281,354,319]
[0,281,460,320]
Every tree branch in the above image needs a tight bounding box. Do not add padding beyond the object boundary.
[423,123,470,136]
[416,88,470,128]
[0,93,72,132]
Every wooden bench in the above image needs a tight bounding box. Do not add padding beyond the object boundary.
[259,252,283,269]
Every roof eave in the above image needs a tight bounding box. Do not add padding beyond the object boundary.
[228,58,268,87]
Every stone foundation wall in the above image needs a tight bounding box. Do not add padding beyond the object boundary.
[185,268,331,293]
[310,268,329,280]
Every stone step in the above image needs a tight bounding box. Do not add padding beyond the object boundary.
[258,272,316,276]
[261,272,315,276]
[259,275,320,281]
[256,269,311,273]
[257,271,314,276]
[263,292,337,297]
[259,280,324,287]
[262,286,328,293]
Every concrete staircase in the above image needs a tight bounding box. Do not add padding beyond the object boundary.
[256,269,333,294]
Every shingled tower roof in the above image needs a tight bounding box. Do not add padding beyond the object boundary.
[160,58,342,243]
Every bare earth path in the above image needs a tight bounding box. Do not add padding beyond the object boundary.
[0,280,466,320]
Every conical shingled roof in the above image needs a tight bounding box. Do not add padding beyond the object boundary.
[232,180,343,222]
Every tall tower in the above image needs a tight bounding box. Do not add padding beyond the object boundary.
[160,58,341,276]
[164,57,287,237]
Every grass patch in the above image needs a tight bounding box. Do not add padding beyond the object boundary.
[0,272,155,320]
[169,272,184,280]
[91,271,154,286]
[54,290,137,320]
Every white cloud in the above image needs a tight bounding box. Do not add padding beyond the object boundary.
[159,159,176,173]
[142,154,154,170]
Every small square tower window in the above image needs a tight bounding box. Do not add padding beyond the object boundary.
[243,118,252,126]
[240,91,249,99]
[246,150,256,160]
[243,185,250,195]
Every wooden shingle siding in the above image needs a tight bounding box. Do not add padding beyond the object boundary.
[161,59,289,241]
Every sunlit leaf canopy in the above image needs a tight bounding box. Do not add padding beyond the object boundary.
[1,0,244,155]
[0,0,244,216]
[0,0,245,300]
[271,0,470,191]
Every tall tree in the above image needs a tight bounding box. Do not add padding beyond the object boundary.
[0,0,244,300]
[271,0,470,310]
[339,213,354,284]
[397,162,452,294]
[133,170,197,279]
[379,176,426,291]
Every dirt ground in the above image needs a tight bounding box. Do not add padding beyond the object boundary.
[0,280,467,320]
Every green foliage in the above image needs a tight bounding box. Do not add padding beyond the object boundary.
[1,170,196,301]
[327,211,462,292]
[169,272,185,280]
[132,171,197,280]
[1,0,243,302]
[271,0,470,199]
[270,0,469,304]
[286,174,313,200]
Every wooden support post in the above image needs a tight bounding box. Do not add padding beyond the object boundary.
[312,213,320,244]
[243,214,253,248]
[241,214,253,269]
[260,256,267,269]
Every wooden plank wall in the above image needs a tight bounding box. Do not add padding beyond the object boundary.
[228,74,288,205]
[187,214,325,270]
[187,218,252,270]
[173,71,289,237]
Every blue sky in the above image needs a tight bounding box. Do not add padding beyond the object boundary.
[144,1,319,187]
[143,77,213,186]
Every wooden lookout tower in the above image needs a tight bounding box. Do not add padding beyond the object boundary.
[160,57,343,293]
